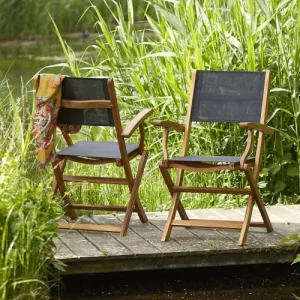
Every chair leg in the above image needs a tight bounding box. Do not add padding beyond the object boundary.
[161,192,181,241]
[238,195,254,246]
[178,201,189,220]
[175,170,189,220]
[159,166,189,220]
[51,159,66,197]
[120,150,148,236]
[244,167,273,232]
[52,161,77,220]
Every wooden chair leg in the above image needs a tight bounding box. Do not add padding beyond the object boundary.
[175,169,189,220]
[244,167,273,232]
[238,195,254,246]
[52,161,77,220]
[159,165,189,220]
[161,192,181,241]
[120,150,148,236]
[51,159,66,197]
[178,201,189,220]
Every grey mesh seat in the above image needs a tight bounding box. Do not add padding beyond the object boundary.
[51,77,153,236]
[153,70,273,246]
[57,141,139,159]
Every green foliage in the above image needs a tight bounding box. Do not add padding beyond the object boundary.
[1,1,299,297]
[51,0,299,205]
[0,80,62,299]
[281,233,300,265]
[0,0,149,40]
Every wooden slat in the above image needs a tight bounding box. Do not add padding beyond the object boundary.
[92,215,161,256]
[53,237,77,259]
[61,99,111,109]
[264,205,299,223]
[58,222,122,232]
[70,204,135,212]
[150,219,216,252]
[58,230,102,258]
[171,219,266,229]
[219,229,266,249]
[172,186,253,195]
[63,175,128,184]
[75,216,133,257]
[124,218,188,255]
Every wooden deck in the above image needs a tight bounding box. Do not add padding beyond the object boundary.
[54,205,300,275]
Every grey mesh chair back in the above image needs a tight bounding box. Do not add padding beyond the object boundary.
[50,76,153,236]
[191,71,266,123]
[153,70,273,246]
[58,77,114,126]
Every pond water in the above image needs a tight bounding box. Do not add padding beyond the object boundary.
[0,34,93,96]
[53,264,300,300]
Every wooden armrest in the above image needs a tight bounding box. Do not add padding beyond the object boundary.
[239,122,273,135]
[122,108,153,137]
[152,120,185,132]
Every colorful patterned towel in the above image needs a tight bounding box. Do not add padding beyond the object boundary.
[32,74,80,169]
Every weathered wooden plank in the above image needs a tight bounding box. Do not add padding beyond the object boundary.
[187,208,229,220]
[117,216,187,255]
[147,219,214,253]
[53,237,77,260]
[217,229,266,248]
[59,227,102,259]
[267,205,300,224]
[54,205,300,275]
[181,209,253,250]
[92,215,161,256]
[272,223,300,238]
[150,218,219,252]
[212,208,245,220]
[249,228,286,246]
[77,216,133,258]
[283,205,300,219]
[146,210,242,251]
[60,246,297,275]
[188,228,241,251]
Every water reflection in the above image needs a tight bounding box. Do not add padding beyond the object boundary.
[0,35,92,94]
[55,264,300,300]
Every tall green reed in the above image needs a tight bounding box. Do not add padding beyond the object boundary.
[87,0,299,205]
[263,0,300,202]
[47,0,299,209]
[0,0,148,40]
[0,78,62,299]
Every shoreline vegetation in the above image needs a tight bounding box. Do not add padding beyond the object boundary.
[1,0,299,299]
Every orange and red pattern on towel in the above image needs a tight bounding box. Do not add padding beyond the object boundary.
[32,74,80,169]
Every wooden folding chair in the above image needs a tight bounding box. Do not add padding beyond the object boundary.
[153,70,273,246]
[52,77,152,236]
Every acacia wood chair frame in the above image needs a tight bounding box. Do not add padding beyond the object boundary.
[153,70,273,246]
[52,77,152,236]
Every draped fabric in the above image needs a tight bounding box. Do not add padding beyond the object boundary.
[32,74,80,169]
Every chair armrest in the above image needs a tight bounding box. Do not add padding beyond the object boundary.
[152,120,185,132]
[239,122,272,168]
[239,122,273,134]
[122,108,153,138]
[152,120,185,160]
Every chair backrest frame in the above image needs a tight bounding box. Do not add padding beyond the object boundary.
[182,70,271,178]
[58,77,131,167]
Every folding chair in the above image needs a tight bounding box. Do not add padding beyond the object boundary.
[52,77,152,236]
[153,70,273,246]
